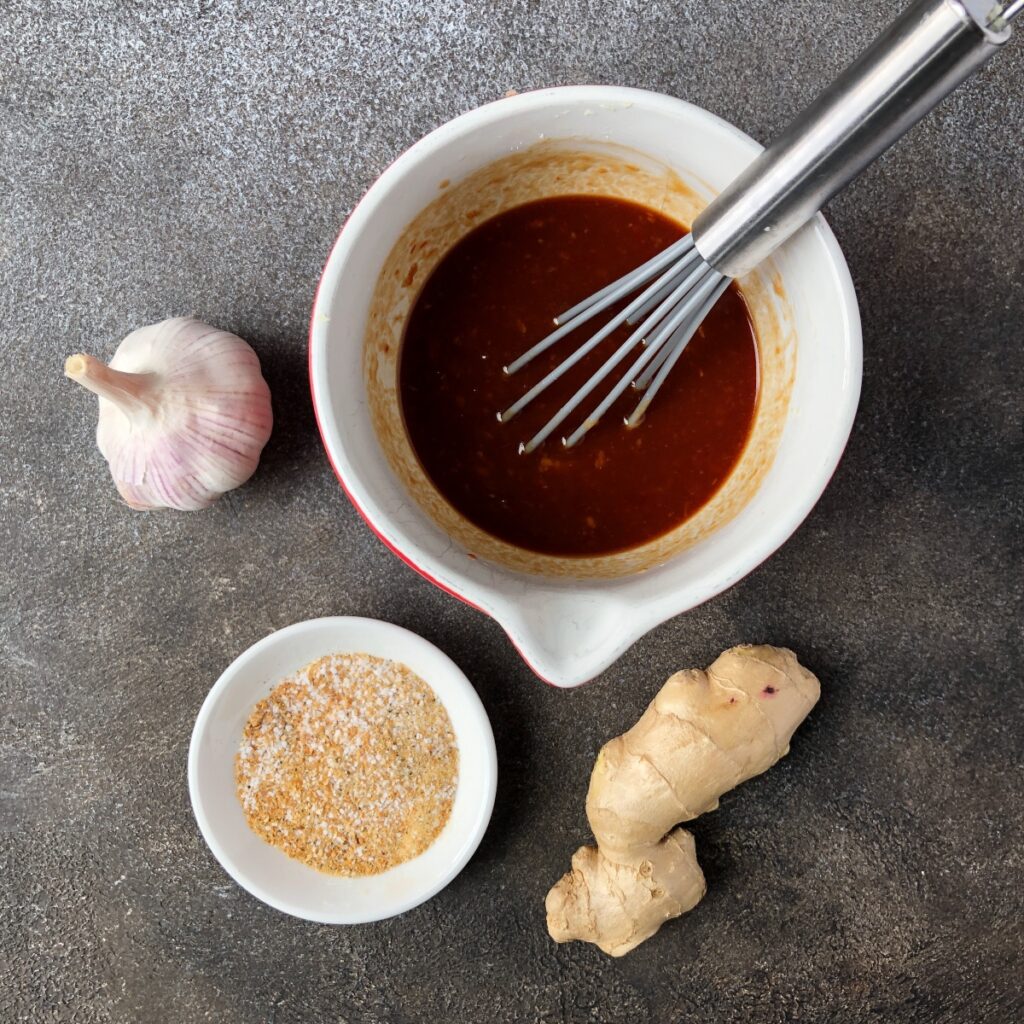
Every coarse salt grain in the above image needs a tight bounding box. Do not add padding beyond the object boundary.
[234,653,458,876]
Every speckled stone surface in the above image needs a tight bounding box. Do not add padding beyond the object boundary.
[2,1,1023,1021]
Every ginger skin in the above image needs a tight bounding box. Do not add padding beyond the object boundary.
[546,645,820,956]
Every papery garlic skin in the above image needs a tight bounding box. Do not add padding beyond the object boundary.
[65,318,273,511]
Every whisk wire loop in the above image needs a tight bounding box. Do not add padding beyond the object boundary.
[626,277,730,428]
[504,233,730,452]
[515,266,707,453]
[499,244,703,428]
[551,235,694,327]
[563,268,726,449]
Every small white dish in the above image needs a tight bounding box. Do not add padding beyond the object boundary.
[188,616,497,923]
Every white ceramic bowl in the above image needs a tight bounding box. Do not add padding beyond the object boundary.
[309,86,862,688]
[188,616,497,922]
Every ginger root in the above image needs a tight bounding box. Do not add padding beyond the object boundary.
[546,645,820,956]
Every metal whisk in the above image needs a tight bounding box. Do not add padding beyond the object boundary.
[501,0,1022,453]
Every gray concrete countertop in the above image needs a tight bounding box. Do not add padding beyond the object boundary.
[2,2,1022,1021]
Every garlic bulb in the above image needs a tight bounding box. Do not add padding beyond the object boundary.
[65,317,273,511]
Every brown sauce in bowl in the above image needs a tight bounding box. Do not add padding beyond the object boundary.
[399,195,758,557]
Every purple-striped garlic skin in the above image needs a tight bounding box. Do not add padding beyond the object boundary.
[65,318,273,511]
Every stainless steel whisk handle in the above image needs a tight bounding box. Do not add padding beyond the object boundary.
[692,0,1017,279]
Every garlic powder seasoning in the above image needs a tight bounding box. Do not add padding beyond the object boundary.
[235,653,458,876]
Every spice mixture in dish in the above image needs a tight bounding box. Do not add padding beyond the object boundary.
[235,653,458,876]
[399,194,759,557]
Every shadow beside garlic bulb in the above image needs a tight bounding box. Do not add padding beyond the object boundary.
[65,317,273,511]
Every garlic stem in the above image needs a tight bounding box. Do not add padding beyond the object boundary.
[65,353,159,416]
